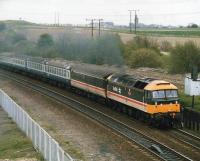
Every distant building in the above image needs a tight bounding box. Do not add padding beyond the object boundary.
[102,22,114,28]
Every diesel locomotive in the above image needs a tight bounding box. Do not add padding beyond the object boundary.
[0,55,182,127]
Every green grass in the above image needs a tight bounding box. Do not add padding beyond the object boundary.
[0,110,43,160]
[178,89,200,111]
[179,93,200,111]
[109,28,200,37]
[62,140,86,161]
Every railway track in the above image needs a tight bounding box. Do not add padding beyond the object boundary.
[171,129,200,150]
[0,72,193,161]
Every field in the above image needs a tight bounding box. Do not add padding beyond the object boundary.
[12,26,200,48]
[111,27,200,37]
[138,28,200,37]
[3,20,199,46]
[108,28,200,46]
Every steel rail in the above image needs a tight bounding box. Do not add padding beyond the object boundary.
[171,129,200,150]
[178,129,200,142]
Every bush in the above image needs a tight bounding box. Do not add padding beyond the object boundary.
[14,40,36,55]
[169,41,200,73]
[122,36,160,59]
[41,47,59,58]
[37,33,54,48]
[55,33,124,65]
[4,30,26,45]
[128,48,162,68]
[92,34,123,65]
[12,33,26,44]
[122,36,161,68]
[133,36,159,51]
[188,23,198,28]
[36,33,59,58]
[0,40,12,52]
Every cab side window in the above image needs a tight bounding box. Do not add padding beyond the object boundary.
[147,91,152,99]
[145,91,152,102]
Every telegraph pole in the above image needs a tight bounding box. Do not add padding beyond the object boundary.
[57,12,60,26]
[54,12,56,26]
[134,10,139,34]
[86,19,95,37]
[128,10,133,32]
[128,10,139,34]
[54,12,60,26]
[96,19,103,36]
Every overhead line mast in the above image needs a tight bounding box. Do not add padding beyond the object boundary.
[96,19,103,36]
[128,9,139,34]
[86,18,103,37]
[86,19,95,37]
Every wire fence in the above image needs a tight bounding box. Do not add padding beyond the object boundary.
[0,89,73,161]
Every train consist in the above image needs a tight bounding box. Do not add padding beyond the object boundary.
[0,55,182,127]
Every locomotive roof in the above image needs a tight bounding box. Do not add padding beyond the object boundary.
[109,73,156,82]
[144,80,178,90]
[108,73,177,90]
[108,73,156,89]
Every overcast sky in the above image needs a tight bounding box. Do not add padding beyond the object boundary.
[0,0,200,26]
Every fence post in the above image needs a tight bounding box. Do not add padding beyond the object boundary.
[62,149,64,161]
[39,126,42,151]
[44,132,47,159]
[49,137,52,161]
[56,143,60,161]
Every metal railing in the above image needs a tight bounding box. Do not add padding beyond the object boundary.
[0,89,73,161]
[183,107,200,132]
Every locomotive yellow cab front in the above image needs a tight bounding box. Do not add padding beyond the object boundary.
[144,80,181,125]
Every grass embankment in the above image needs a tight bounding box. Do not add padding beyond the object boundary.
[0,108,42,160]
[0,20,38,30]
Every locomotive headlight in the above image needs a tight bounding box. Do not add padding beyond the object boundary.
[175,101,178,104]
[155,102,157,108]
